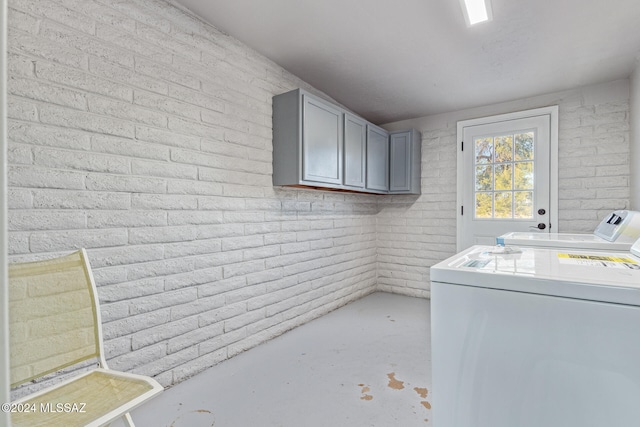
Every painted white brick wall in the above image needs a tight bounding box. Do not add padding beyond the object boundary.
[377,129,457,298]
[6,0,378,390]
[380,79,631,297]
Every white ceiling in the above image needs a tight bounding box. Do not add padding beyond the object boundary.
[174,0,640,124]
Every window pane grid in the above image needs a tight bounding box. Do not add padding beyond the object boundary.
[474,131,535,219]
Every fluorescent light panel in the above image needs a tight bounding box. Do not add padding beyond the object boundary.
[460,0,492,26]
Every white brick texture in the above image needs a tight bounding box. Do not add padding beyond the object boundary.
[6,0,377,389]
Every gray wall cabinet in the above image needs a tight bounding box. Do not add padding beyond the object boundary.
[302,95,343,185]
[390,129,421,194]
[366,124,389,193]
[343,113,367,189]
[273,89,343,188]
[273,88,421,195]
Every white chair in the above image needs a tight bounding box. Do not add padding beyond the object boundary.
[8,249,163,427]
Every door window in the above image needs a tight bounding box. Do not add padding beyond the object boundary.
[474,131,535,219]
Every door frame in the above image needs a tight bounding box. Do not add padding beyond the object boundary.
[456,106,559,251]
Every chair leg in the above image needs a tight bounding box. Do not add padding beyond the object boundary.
[123,413,135,427]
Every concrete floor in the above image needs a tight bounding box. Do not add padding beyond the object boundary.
[124,292,432,427]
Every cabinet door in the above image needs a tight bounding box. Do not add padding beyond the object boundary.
[302,95,343,185]
[343,113,366,188]
[366,125,389,192]
[390,131,411,192]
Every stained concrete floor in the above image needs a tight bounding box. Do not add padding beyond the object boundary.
[125,292,432,427]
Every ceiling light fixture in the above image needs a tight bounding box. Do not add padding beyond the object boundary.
[460,0,492,26]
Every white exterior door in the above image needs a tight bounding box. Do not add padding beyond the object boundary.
[457,107,558,250]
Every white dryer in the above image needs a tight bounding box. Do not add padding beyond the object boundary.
[497,209,640,251]
[430,240,640,427]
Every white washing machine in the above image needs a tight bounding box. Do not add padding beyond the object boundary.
[497,210,640,251]
[430,240,640,427]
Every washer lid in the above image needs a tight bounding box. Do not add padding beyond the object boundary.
[430,245,640,306]
[496,232,633,251]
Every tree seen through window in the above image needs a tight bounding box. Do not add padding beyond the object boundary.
[474,132,534,219]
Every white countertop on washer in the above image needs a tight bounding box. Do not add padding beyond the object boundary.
[430,245,640,306]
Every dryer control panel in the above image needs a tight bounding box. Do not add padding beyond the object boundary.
[594,210,640,242]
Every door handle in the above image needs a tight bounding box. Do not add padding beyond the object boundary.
[529,223,546,230]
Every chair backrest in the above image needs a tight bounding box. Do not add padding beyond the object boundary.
[8,250,101,388]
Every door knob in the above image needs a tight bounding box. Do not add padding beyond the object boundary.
[529,223,547,230]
